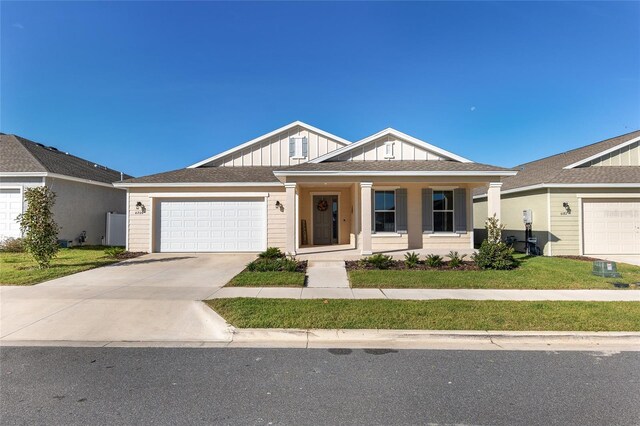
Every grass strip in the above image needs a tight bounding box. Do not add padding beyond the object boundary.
[206,298,640,331]
[227,271,306,287]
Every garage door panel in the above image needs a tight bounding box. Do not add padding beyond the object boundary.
[0,189,22,240]
[583,200,640,255]
[157,199,266,252]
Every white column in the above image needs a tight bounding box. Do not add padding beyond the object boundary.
[360,182,373,255]
[487,182,503,222]
[285,183,297,255]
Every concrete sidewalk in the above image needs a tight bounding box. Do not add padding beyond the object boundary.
[209,287,640,301]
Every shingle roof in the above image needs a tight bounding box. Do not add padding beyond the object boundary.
[119,166,284,184]
[474,130,640,196]
[278,160,513,173]
[0,133,131,184]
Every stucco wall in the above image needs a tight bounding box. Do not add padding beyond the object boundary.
[46,177,126,245]
[126,186,286,252]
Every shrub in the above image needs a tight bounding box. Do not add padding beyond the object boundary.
[472,239,517,270]
[425,254,444,268]
[0,237,25,253]
[258,247,286,260]
[447,251,467,268]
[17,187,59,268]
[363,253,394,270]
[404,251,420,268]
[104,247,126,258]
[485,214,505,244]
[246,257,298,272]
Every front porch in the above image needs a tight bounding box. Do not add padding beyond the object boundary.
[283,178,503,256]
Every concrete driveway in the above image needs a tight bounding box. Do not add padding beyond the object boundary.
[0,253,254,343]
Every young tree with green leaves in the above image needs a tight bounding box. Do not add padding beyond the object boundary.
[18,187,60,268]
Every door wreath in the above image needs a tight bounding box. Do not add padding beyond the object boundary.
[316,199,329,212]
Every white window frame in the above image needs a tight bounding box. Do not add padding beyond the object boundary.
[433,189,455,233]
[290,137,307,160]
[374,189,396,233]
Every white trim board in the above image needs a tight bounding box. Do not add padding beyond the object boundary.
[187,121,352,169]
[114,182,282,188]
[473,182,640,199]
[147,192,270,198]
[275,170,518,177]
[310,128,473,164]
[563,136,640,169]
[0,172,123,189]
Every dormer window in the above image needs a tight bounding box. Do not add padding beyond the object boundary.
[384,141,395,159]
[289,137,308,159]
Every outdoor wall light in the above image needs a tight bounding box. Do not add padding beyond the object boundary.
[562,201,571,214]
[275,201,283,209]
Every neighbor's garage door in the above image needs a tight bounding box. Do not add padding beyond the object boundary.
[0,188,22,240]
[157,199,266,252]
[583,199,640,255]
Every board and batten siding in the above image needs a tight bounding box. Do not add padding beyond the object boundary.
[333,134,445,162]
[126,187,286,252]
[549,187,640,256]
[205,125,347,167]
[579,141,640,167]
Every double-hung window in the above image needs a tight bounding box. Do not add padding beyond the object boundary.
[374,190,396,232]
[433,190,454,232]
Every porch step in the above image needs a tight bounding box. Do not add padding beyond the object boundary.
[306,261,350,289]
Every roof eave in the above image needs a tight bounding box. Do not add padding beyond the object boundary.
[273,170,518,177]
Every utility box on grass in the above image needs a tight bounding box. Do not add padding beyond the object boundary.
[592,261,621,278]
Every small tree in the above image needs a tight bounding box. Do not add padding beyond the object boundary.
[485,214,505,244]
[18,187,59,268]
[472,215,516,270]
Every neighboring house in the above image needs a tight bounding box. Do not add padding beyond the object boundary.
[473,130,640,257]
[0,133,131,245]
[114,121,515,255]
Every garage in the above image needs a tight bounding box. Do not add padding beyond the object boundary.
[156,198,266,252]
[582,199,640,255]
[0,188,22,240]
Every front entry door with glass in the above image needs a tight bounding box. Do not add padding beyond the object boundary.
[313,195,338,245]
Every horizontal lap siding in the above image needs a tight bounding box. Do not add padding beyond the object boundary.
[128,192,151,252]
[267,191,286,250]
[372,234,408,251]
[423,234,471,250]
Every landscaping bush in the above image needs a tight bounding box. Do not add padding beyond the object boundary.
[425,254,444,267]
[0,237,25,253]
[258,247,286,260]
[104,247,126,259]
[472,240,517,270]
[404,251,420,269]
[363,253,394,270]
[447,251,467,268]
[472,216,517,270]
[17,187,59,268]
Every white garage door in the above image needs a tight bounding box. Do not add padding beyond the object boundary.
[0,189,23,240]
[157,199,266,252]
[583,199,640,255]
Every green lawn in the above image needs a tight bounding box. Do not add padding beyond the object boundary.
[0,247,120,285]
[227,271,306,287]
[206,298,640,331]
[349,255,640,289]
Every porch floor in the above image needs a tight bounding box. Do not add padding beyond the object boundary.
[296,245,476,261]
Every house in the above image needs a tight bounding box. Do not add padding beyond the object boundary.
[114,121,516,255]
[0,133,131,245]
[473,130,640,257]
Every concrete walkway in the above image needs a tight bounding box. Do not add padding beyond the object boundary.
[305,261,349,288]
[0,253,254,343]
[210,287,640,301]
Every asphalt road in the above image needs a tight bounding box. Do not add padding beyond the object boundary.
[1,347,638,425]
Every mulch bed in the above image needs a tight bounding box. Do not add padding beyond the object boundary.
[115,251,147,260]
[554,255,602,262]
[345,260,480,271]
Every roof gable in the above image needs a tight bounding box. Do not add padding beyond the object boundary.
[564,137,640,169]
[310,128,472,164]
[188,121,351,168]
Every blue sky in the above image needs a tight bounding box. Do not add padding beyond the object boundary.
[2,1,639,177]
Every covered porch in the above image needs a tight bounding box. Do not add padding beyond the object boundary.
[280,174,505,256]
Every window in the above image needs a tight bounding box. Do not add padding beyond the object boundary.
[289,137,308,159]
[433,190,454,232]
[384,141,395,159]
[374,190,395,232]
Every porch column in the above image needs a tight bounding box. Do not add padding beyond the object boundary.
[285,183,297,255]
[360,182,373,255]
[487,182,502,222]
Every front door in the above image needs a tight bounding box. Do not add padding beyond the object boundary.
[313,195,338,245]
